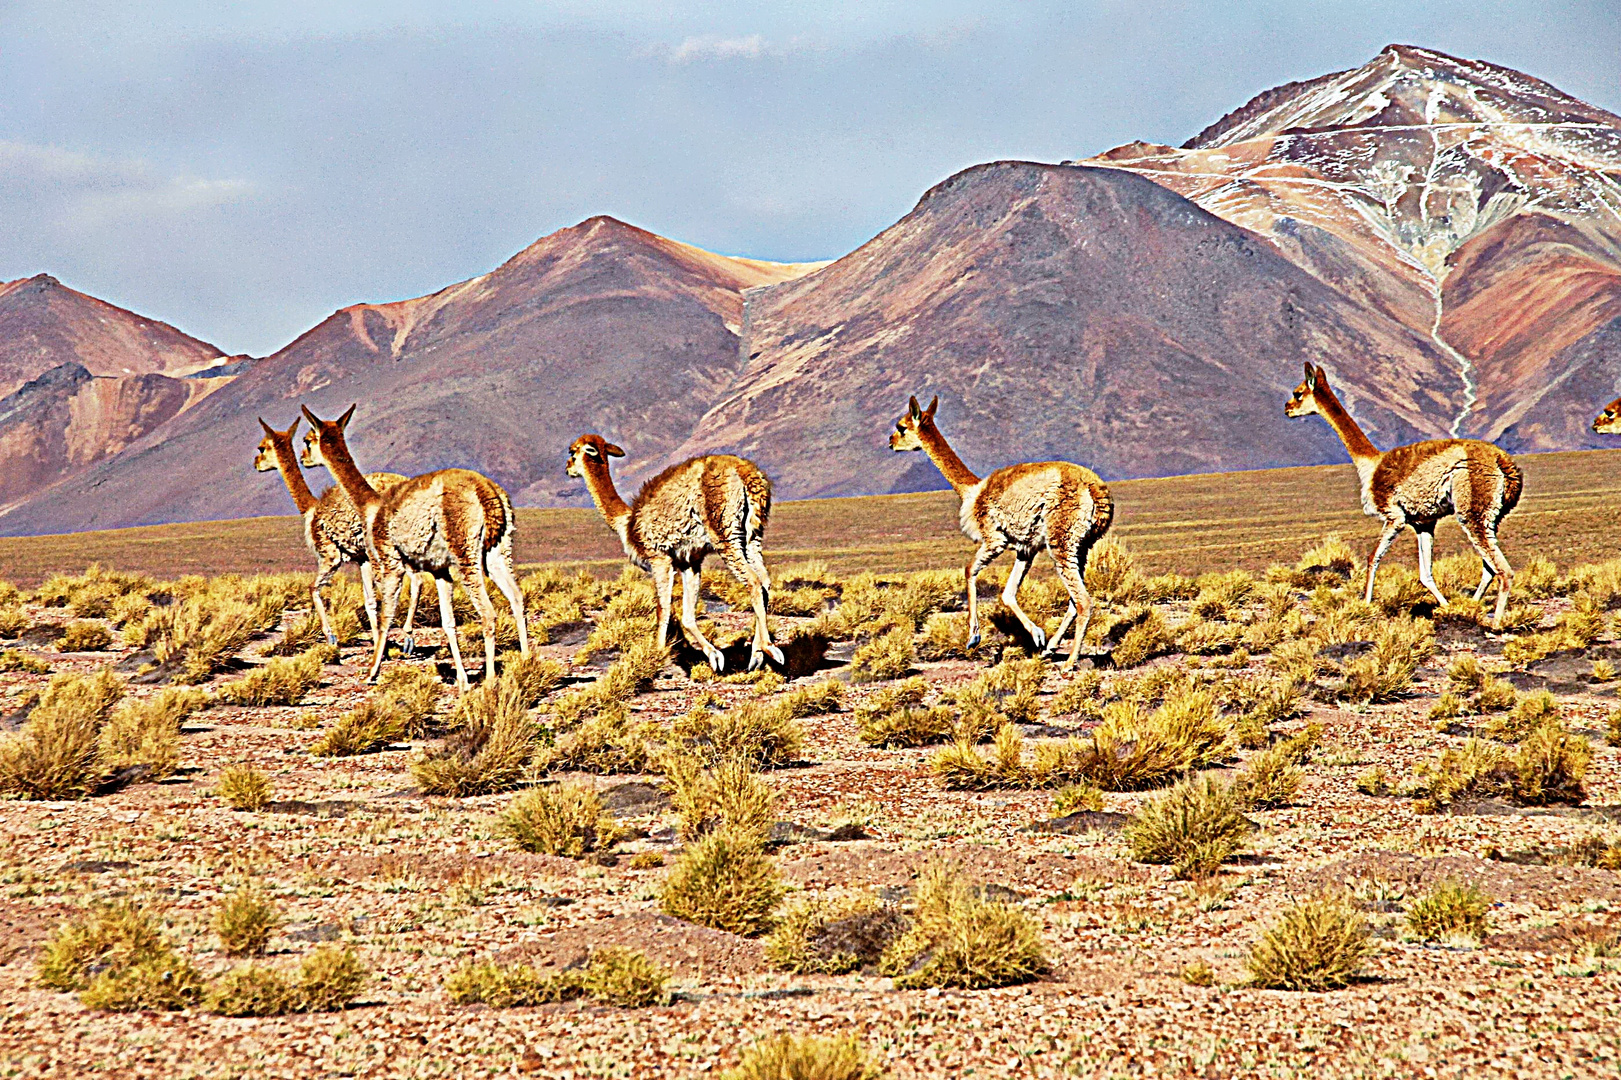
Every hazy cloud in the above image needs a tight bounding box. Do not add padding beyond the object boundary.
[0,1,1616,355]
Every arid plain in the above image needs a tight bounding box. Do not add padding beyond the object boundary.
[2,450,1621,1078]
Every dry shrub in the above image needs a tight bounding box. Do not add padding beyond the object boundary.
[310,700,404,757]
[765,891,905,975]
[553,640,669,725]
[849,626,916,683]
[0,668,125,799]
[579,946,669,1007]
[1232,724,1319,810]
[39,901,205,1012]
[1123,774,1251,879]
[574,579,658,662]
[720,1035,880,1080]
[210,946,370,1015]
[666,755,776,843]
[1511,723,1592,806]
[204,965,298,1016]
[675,698,805,766]
[1447,653,1485,694]
[213,887,281,956]
[217,766,272,810]
[1191,571,1255,620]
[1048,669,1103,718]
[444,960,582,1007]
[57,621,113,652]
[1109,607,1177,668]
[660,828,784,936]
[0,648,49,673]
[1246,895,1370,991]
[1482,690,1559,742]
[0,608,33,638]
[1405,880,1489,942]
[1273,534,1358,589]
[917,611,972,660]
[878,863,1046,990]
[1409,727,1591,812]
[411,673,537,796]
[859,704,957,749]
[1337,618,1433,703]
[1473,677,1517,714]
[1084,537,1139,603]
[498,781,622,858]
[1053,780,1105,815]
[293,945,369,1012]
[97,685,209,782]
[546,706,657,773]
[216,648,325,707]
[139,587,284,683]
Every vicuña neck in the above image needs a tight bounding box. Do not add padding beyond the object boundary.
[1314,385,1381,465]
[918,424,981,496]
[581,461,632,533]
[321,436,381,510]
[272,441,318,515]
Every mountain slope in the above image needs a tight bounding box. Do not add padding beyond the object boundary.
[1085,44,1621,447]
[0,218,818,535]
[675,161,1456,498]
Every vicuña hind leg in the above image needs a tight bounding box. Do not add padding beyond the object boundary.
[1414,524,1447,607]
[433,576,468,689]
[1000,555,1046,651]
[1050,549,1095,671]
[312,552,343,648]
[1365,521,1401,603]
[486,549,529,656]
[366,568,404,684]
[720,541,780,670]
[964,541,1006,651]
[400,572,421,655]
[679,566,725,671]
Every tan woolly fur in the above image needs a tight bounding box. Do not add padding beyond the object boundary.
[888,394,1113,669]
[566,434,782,672]
[253,417,423,648]
[1595,397,1621,436]
[1285,363,1523,628]
[299,405,529,689]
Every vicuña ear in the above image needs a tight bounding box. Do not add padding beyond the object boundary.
[258,417,274,436]
[604,443,625,458]
[924,395,938,419]
[300,405,321,428]
[1313,365,1327,386]
[287,415,301,436]
[338,403,357,429]
[908,395,921,419]
[1302,361,1315,383]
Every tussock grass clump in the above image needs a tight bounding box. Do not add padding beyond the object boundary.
[444,960,582,1007]
[293,945,369,1012]
[0,648,49,673]
[39,901,205,1012]
[95,685,209,784]
[765,891,904,975]
[211,947,370,1015]
[859,704,958,748]
[213,887,281,956]
[553,640,669,725]
[1336,618,1433,703]
[1511,723,1592,806]
[545,706,657,773]
[1482,690,1559,743]
[660,827,784,936]
[1474,677,1518,714]
[1108,607,1177,668]
[1409,727,1592,812]
[57,621,113,652]
[1123,774,1251,879]
[1053,780,1106,816]
[0,608,33,638]
[666,755,776,843]
[314,664,447,757]
[579,946,669,1007]
[411,675,537,795]
[675,698,805,766]
[878,863,1046,990]
[216,648,325,707]
[498,781,622,858]
[1502,592,1607,666]
[204,965,298,1016]
[1246,895,1370,991]
[0,668,126,799]
[136,587,284,683]
[1232,723,1319,810]
[1274,534,1359,588]
[720,1035,880,1080]
[1405,880,1489,942]
[217,766,272,810]
[849,626,916,683]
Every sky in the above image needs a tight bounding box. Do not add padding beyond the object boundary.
[2,1,1618,356]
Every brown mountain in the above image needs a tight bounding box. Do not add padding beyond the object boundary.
[673,161,1457,497]
[0,274,226,397]
[1084,44,1621,451]
[0,218,819,534]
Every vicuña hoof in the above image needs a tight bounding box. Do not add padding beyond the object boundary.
[746,649,764,672]
[402,634,415,655]
[325,632,339,647]
[763,643,785,667]
[705,648,726,673]
[966,631,981,650]
[1030,627,1047,651]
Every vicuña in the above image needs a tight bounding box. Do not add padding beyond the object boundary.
[1285,363,1522,628]
[889,395,1113,669]
[566,435,783,672]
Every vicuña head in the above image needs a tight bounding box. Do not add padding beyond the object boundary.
[1284,364,1328,418]
[889,394,938,452]
[299,404,357,471]
[254,416,297,473]
[1595,397,1621,435]
[565,434,625,478]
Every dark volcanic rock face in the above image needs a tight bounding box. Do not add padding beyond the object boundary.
[675,162,1453,498]
[0,218,815,534]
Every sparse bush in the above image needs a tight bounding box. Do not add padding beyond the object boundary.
[1109,607,1176,668]
[858,704,956,748]
[629,851,665,870]
[849,626,916,683]
[1355,767,1391,796]
[552,640,669,725]
[216,648,325,707]
[1053,781,1105,816]
[546,706,657,773]
[1246,894,1370,991]
[1474,678,1517,713]
[97,684,209,783]
[720,1035,880,1080]
[676,698,805,766]
[1409,727,1590,812]
[765,891,904,975]
[1123,774,1251,878]
[579,946,669,1007]
[0,648,49,674]
[499,782,622,858]
[0,607,30,638]
[1482,690,1558,743]
[204,965,297,1016]
[1511,723,1591,806]
[1405,880,1489,942]
[1181,959,1215,987]
[665,755,776,843]
[213,887,281,956]
[1233,744,1303,809]
[0,668,126,799]
[444,960,582,1007]
[878,863,1046,989]
[57,621,113,652]
[289,945,368,1012]
[39,901,205,1012]
[80,952,208,1012]
[1084,538,1139,602]
[1337,618,1433,703]
[143,588,283,683]
[1049,669,1103,718]
[1447,653,1485,695]
[217,766,272,810]
[411,674,537,795]
[660,828,784,936]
